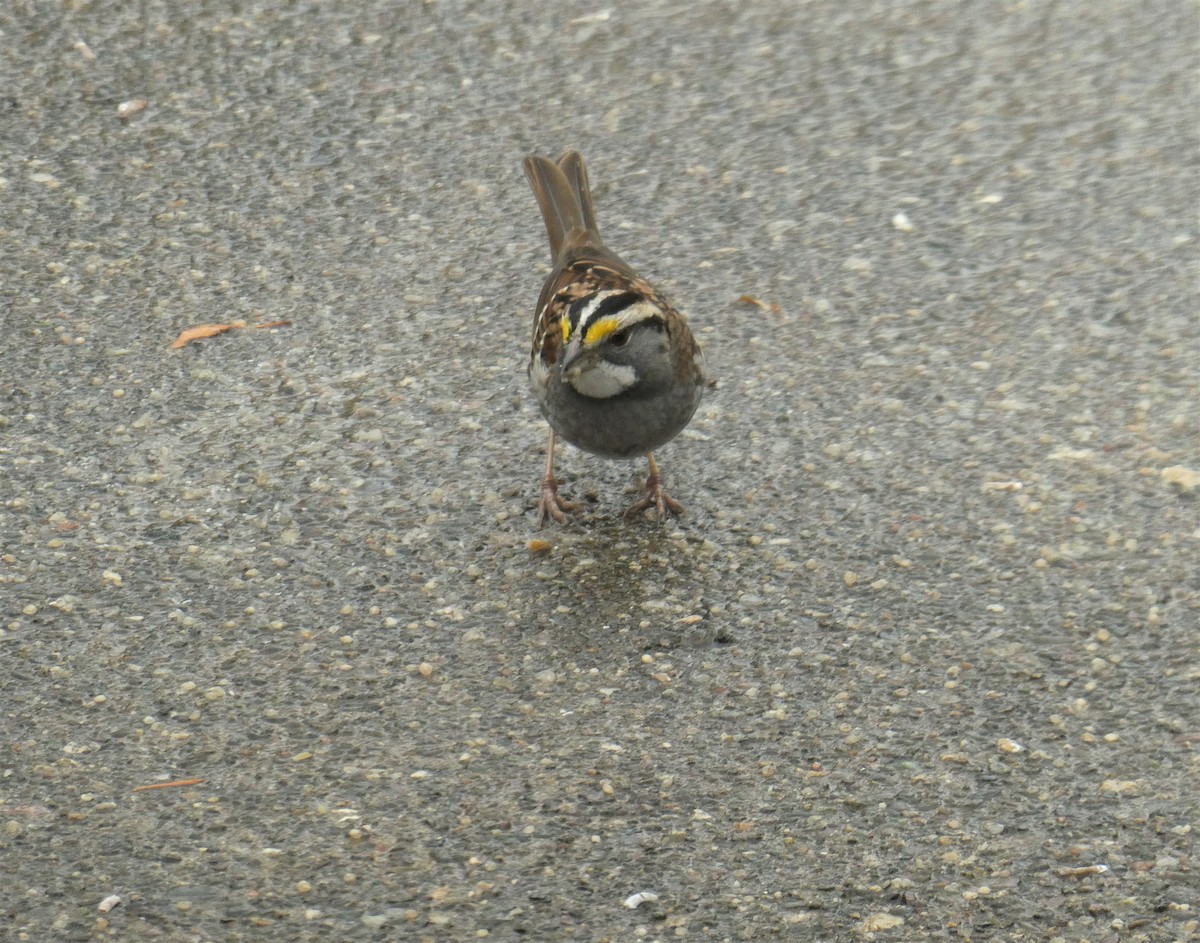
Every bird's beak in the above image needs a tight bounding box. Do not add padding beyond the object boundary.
[559,342,582,377]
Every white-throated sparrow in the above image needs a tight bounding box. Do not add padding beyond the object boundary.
[523,150,706,523]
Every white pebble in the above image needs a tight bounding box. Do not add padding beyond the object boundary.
[623,891,659,909]
[117,99,148,119]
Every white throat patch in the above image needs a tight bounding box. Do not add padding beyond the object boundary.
[566,360,636,399]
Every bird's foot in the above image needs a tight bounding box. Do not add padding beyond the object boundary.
[623,471,684,520]
[537,474,580,525]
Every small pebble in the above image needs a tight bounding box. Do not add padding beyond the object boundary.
[117,99,148,120]
[623,891,659,909]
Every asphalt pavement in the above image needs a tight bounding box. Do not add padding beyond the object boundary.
[1,2,1197,940]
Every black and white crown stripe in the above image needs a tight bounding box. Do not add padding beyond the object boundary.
[564,289,638,340]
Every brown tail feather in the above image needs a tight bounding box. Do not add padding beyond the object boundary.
[558,150,600,238]
[523,155,584,263]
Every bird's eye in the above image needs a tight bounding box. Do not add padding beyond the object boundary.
[610,328,631,348]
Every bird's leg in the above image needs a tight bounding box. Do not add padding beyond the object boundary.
[536,428,580,524]
[624,451,685,520]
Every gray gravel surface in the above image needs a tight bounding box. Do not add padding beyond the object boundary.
[2,2,1198,941]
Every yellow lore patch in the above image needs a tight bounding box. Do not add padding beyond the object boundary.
[560,314,571,344]
[583,317,620,346]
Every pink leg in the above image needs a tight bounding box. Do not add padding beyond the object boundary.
[536,428,580,524]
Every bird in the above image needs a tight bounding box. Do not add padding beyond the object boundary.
[522,149,706,523]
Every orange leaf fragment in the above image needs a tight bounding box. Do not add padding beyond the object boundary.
[170,322,244,348]
[736,294,782,314]
[132,777,205,793]
[170,320,290,349]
